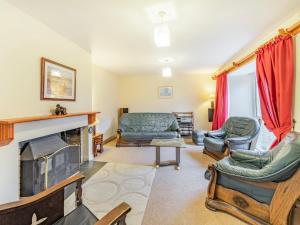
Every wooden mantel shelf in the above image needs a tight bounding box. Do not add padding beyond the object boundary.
[0,112,100,147]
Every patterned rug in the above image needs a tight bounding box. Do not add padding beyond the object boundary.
[65,162,156,225]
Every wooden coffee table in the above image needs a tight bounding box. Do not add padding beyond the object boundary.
[150,138,186,170]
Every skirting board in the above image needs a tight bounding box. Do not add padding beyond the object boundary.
[103,135,117,144]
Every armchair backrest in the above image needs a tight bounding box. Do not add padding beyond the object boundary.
[266,133,300,175]
[251,132,300,181]
[119,113,179,132]
[222,117,260,138]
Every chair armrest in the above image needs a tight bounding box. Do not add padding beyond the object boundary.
[225,136,253,145]
[95,202,131,225]
[230,149,270,168]
[0,174,85,217]
[207,129,225,138]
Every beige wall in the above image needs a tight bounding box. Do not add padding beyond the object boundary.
[119,74,215,130]
[92,65,120,140]
[0,1,92,119]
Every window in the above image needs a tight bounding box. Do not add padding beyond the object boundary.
[228,62,275,150]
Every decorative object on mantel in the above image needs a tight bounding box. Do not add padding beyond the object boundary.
[55,104,67,115]
[0,112,100,147]
[41,57,76,101]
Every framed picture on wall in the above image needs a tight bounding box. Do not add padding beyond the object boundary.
[158,86,173,98]
[40,57,76,101]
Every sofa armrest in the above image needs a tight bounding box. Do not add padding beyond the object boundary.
[95,202,131,225]
[230,149,270,168]
[207,129,226,138]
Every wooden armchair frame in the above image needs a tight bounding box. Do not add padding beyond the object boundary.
[0,174,131,225]
[206,164,300,225]
[203,146,229,160]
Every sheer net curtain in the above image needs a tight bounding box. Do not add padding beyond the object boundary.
[228,62,275,151]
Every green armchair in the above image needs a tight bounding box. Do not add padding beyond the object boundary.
[205,132,300,225]
[203,117,261,160]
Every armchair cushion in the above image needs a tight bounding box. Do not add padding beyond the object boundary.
[207,129,226,138]
[230,149,270,168]
[217,174,275,204]
[216,132,300,182]
[203,137,225,152]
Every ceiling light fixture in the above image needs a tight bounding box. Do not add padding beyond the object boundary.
[146,2,176,24]
[162,67,172,77]
[159,57,174,64]
[154,24,170,47]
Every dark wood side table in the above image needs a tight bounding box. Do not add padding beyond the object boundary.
[93,133,104,157]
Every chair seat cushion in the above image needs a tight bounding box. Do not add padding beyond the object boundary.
[217,174,275,204]
[203,137,225,152]
[122,131,178,141]
[53,205,98,225]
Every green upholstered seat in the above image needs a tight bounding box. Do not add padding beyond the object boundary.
[206,132,300,204]
[119,113,179,141]
[203,117,260,153]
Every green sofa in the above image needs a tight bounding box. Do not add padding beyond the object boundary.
[117,113,180,147]
[205,132,300,225]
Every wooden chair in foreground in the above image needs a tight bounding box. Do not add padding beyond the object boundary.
[0,174,131,225]
[205,132,300,225]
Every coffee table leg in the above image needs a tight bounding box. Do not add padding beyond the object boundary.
[176,147,180,170]
[156,146,160,168]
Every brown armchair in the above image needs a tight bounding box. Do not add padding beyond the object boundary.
[0,174,131,225]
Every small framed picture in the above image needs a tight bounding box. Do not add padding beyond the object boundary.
[41,57,76,101]
[158,86,173,98]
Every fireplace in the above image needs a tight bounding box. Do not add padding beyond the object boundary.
[0,112,98,204]
[20,133,80,197]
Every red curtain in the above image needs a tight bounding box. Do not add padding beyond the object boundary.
[256,35,294,147]
[212,72,228,130]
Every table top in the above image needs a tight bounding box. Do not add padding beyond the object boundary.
[150,138,186,148]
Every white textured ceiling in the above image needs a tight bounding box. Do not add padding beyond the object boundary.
[5,0,300,76]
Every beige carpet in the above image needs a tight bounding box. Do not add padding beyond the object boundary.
[96,139,246,225]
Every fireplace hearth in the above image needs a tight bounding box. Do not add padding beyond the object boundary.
[20,134,80,197]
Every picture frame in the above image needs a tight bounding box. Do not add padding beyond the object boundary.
[158,86,173,98]
[41,57,76,101]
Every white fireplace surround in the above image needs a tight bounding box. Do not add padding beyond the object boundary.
[0,115,94,204]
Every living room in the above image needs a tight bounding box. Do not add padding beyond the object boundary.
[1,0,300,225]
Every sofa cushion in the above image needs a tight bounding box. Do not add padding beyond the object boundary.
[120,113,178,132]
[203,137,225,152]
[122,131,178,141]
